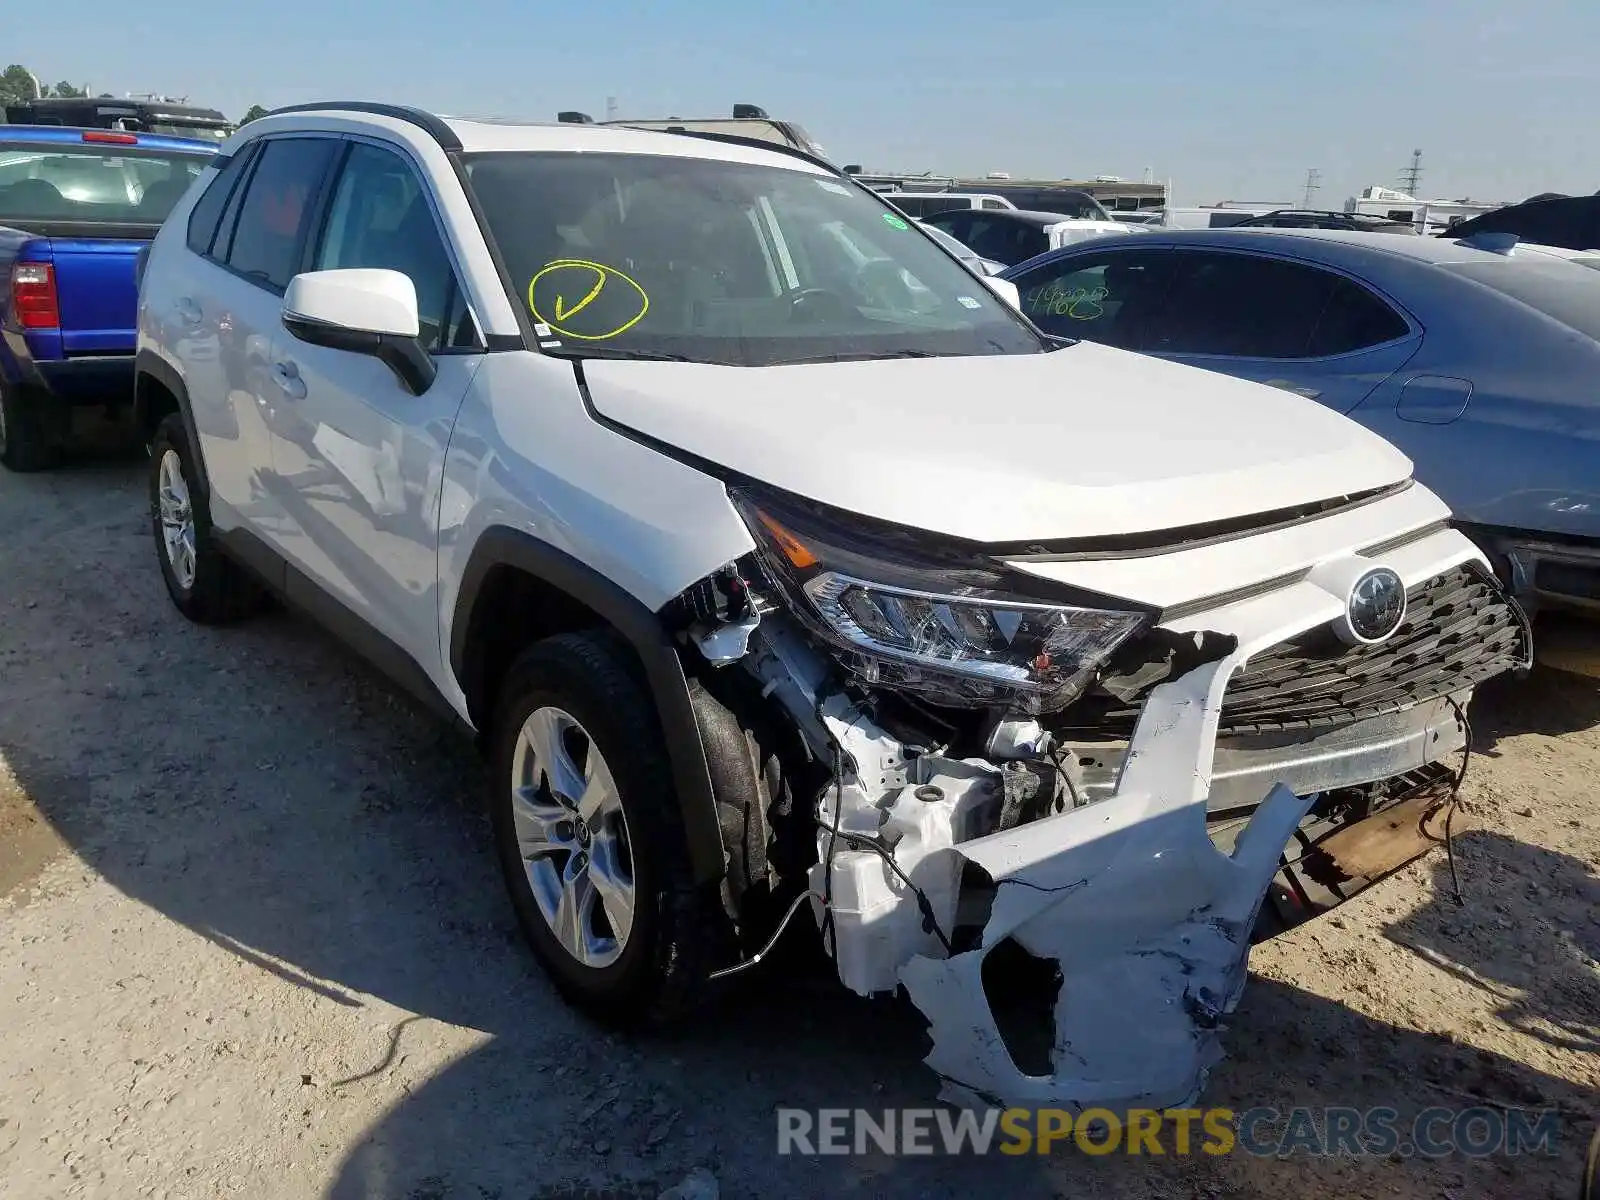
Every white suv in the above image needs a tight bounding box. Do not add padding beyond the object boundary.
[134,102,1529,1112]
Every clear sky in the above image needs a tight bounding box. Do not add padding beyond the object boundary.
[11,0,1597,207]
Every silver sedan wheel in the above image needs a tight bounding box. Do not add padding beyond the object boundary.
[511,706,635,969]
[157,449,197,591]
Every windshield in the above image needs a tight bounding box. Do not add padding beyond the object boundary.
[1053,197,1111,221]
[147,121,233,141]
[462,151,1042,365]
[920,223,976,260]
[1445,258,1600,341]
[0,143,209,224]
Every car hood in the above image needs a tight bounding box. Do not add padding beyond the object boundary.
[579,343,1413,544]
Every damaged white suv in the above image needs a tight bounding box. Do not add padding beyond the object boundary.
[134,103,1530,1111]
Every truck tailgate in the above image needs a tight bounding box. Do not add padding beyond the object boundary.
[47,231,157,356]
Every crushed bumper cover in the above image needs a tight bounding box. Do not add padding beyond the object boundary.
[900,651,1314,1110]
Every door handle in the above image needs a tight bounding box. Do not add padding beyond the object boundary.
[175,296,202,326]
[271,360,307,400]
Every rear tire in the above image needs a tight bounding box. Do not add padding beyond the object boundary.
[0,381,59,473]
[490,631,731,1025]
[149,413,264,624]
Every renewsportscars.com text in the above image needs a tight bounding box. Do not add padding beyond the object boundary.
[776,1106,1563,1158]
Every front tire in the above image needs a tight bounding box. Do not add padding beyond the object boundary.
[149,414,263,624]
[490,632,730,1025]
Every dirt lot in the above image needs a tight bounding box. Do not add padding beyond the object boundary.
[1,444,1597,1200]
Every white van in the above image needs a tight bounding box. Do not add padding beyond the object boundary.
[876,191,1017,219]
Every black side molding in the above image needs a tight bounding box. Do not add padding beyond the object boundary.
[213,525,465,726]
[265,101,463,151]
[451,528,726,886]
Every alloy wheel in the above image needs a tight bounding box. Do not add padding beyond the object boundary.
[157,449,197,591]
[510,706,636,969]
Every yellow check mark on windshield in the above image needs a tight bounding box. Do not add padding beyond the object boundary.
[554,271,606,322]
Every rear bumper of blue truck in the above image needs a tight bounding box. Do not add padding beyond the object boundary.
[2,331,135,407]
[32,355,136,405]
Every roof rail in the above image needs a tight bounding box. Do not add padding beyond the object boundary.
[264,101,461,151]
[649,127,846,179]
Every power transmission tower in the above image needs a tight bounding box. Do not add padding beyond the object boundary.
[1398,149,1423,197]
[605,96,618,121]
[1302,168,1322,209]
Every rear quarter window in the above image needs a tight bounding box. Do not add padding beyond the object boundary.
[1307,278,1411,355]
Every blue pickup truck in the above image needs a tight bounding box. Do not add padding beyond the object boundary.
[0,126,217,470]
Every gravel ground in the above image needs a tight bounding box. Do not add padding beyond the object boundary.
[1,442,1597,1200]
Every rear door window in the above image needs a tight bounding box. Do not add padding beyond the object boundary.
[965,217,1044,266]
[221,137,340,293]
[1148,251,1337,358]
[924,210,973,244]
[187,141,260,254]
[887,196,932,218]
[1011,249,1175,348]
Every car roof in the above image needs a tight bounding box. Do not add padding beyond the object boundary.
[1020,225,1565,269]
[242,104,834,176]
[441,115,825,167]
[0,125,219,153]
[935,209,1070,228]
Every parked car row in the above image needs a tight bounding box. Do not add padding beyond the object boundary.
[991,226,1600,619]
[0,103,1543,1113]
[921,206,1143,267]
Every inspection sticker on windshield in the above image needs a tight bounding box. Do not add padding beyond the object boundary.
[882,212,910,230]
[957,296,982,309]
[816,180,851,195]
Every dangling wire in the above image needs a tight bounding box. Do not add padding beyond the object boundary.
[1443,697,1474,906]
[706,890,816,981]
[818,743,845,963]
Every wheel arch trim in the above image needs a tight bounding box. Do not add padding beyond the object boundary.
[134,349,208,501]
[450,526,726,886]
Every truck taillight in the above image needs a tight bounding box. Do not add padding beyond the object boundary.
[11,263,60,330]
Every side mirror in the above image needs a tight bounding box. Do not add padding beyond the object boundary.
[983,275,1022,311]
[282,268,436,395]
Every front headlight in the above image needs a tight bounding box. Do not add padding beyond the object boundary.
[730,487,1150,713]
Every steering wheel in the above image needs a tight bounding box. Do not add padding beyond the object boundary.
[852,258,919,310]
[786,287,853,324]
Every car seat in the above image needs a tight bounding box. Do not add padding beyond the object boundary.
[3,178,68,217]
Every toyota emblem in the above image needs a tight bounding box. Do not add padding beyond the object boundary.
[1344,567,1407,644]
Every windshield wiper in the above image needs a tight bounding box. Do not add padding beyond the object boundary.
[774,349,943,365]
[542,345,696,363]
